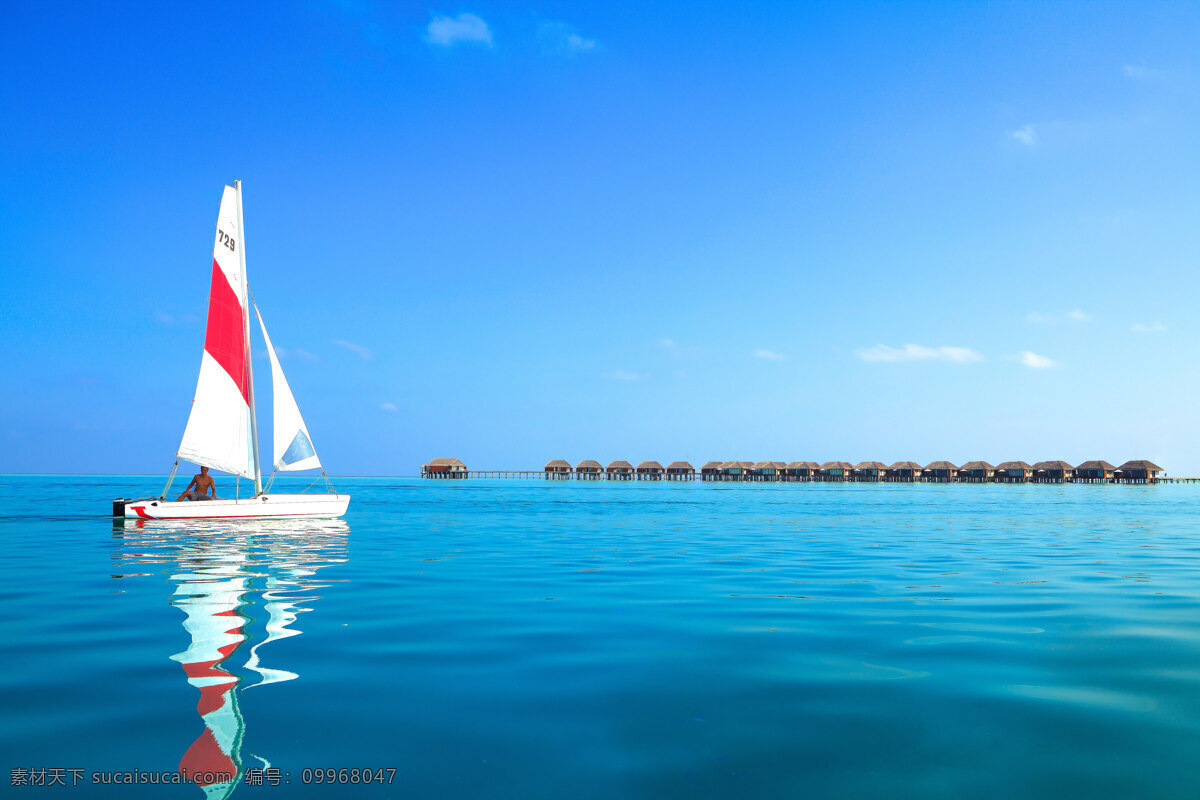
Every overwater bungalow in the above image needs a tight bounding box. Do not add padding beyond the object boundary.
[783,461,820,482]
[606,460,635,480]
[751,461,781,481]
[1032,460,1074,483]
[699,461,723,481]
[958,461,994,483]
[634,460,662,478]
[1074,460,1116,483]
[544,459,573,480]
[575,459,603,480]
[819,461,854,482]
[994,461,1034,483]
[922,461,959,483]
[636,460,666,480]
[666,461,695,481]
[1114,459,1164,483]
[717,461,748,481]
[853,461,888,482]
[422,458,468,479]
[887,461,923,482]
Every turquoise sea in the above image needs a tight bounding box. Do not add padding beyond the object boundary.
[3,475,1200,798]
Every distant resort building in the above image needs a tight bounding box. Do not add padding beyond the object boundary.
[544,459,573,480]
[752,461,782,480]
[853,461,888,482]
[784,461,820,481]
[923,461,958,483]
[820,461,854,481]
[958,461,994,483]
[994,461,1034,483]
[1074,460,1116,482]
[423,456,1171,483]
[1115,460,1164,483]
[666,461,695,481]
[422,458,468,479]
[575,459,604,480]
[1032,460,1074,483]
[636,460,666,480]
[887,461,922,482]
[606,460,635,480]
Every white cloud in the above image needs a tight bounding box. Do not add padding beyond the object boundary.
[1009,124,1037,147]
[856,344,983,364]
[1017,351,1058,369]
[657,338,677,350]
[425,13,492,47]
[603,370,645,381]
[752,349,787,361]
[333,339,373,359]
[380,402,398,412]
[1131,322,1166,334]
[1123,64,1168,80]
[1027,309,1091,324]
[538,21,597,54]
[293,348,319,361]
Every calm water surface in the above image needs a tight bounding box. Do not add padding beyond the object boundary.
[2,476,1200,798]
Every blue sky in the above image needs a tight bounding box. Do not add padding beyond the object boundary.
[2,1,1200,475]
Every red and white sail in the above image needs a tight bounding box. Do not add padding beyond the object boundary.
[255,304,322,473]
[178,185,253,478]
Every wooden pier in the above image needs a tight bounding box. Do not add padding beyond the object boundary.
[421,458,1193,484]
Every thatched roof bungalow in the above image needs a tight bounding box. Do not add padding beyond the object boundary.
[606,460,635,480]
[719,460,748,479]
[575,459,603,480]
[922,461,958,482]
[1074,460,1116,482]
[422,457,468,478]
[819,461,854,481]
[1032,460,1074,483]
[751,460,781,479]
[994,461,1034,483]
[666,461,695,481]
[636,460,666,480]
[544,459,573,478]
[887,461,923,482]
[853,461,888,481]
[958,461,994,482]
[700,461,723,481]
[783,461,819,480]
[1115,459,1164,483]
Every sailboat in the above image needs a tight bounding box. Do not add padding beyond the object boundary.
[114,181,350,520]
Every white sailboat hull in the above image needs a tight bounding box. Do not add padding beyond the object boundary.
[119,494,350,520]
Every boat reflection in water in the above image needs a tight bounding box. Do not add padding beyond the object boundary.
[112,518,349,798]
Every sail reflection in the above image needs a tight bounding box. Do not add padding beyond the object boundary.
[112,518,349,798]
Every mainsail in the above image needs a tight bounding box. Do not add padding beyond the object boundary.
[177,185,253,478]
[255,304,322,473]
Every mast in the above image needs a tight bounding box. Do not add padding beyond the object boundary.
[235,179,263,495]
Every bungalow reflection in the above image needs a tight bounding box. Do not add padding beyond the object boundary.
[112,518,349,798]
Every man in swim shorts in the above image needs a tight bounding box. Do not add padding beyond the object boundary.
[176,466,219,501]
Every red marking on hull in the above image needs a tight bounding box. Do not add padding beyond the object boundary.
[129,511,334,520]
[203,258,249,404]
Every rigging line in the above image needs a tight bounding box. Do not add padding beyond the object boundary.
[160,460,179,500]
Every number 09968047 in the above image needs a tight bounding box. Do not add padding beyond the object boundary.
[301,768,396,784]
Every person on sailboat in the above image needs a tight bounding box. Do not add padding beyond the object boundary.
[176,466,219,501]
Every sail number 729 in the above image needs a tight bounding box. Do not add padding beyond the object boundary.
[217,229,237,252]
